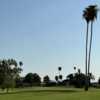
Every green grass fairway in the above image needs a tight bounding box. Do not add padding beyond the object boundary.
[0,87,100,100]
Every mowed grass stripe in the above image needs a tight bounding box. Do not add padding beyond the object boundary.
[0,87,100,100]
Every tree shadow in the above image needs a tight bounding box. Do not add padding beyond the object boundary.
[0,89,80,95]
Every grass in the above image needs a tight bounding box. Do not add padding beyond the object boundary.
[0,87,100,100]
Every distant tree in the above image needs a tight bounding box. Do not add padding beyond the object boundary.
[67,73,74,80]
[43,75,50,83]
[43,75,50,86]
[55,75,58,82]
[58,66,62,75]
[66,71,94,88]
[74,73,86,88]
[15,77,24,88]
[24,73,41,86]
[66,73,86,88]
[78,69,81,74]
[66,73,74,85]
[57,66,63,82]
[74,66,76,70]
[74,66,76,73]
[59,75,63,80]
[19,61,23,67]
[58,67,62,71]
[0,59,22,92]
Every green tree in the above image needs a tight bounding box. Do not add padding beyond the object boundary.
[73,66,76,73]
[55,75,58,82]
[67,72,86,88]
[24,73,41,86]
[43,75,50,86]
[59,75,63,80]
[0,59,22,92]
[58,66,63,81]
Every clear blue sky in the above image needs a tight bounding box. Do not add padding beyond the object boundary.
[0,0,100,80]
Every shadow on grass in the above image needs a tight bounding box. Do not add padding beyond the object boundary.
[0,89,80,95]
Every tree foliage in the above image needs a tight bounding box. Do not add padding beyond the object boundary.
[24,73,41,86]
[0,59,22,92]
[43,75,50,84]
[55,75,58,82]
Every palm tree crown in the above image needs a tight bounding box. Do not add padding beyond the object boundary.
[83,8,90,23]
[83,5,98,23]
[58,67,62,71]
[19,61,23,67]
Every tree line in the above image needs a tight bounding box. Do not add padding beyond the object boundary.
[1,58,99,93]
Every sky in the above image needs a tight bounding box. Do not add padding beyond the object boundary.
[0,0,100,81]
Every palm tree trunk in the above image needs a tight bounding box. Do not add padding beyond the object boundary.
[85,22,89,91]
[88,21,93,86]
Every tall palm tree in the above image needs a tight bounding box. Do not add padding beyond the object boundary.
[83,6,90,91]
[87,5,98,76]
[83,5,98,91]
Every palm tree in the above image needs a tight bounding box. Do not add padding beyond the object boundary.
[87,5,98,76]
[58,66,62,76]
[73,66,76,73]
[83,6,90,91]
[59,75,63,80]
[83,5,98,91]
[78,69,81,74]
[58,66,62,71]
[19,61,23,67]
[55,75,58,82]
[74,66,76,70]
